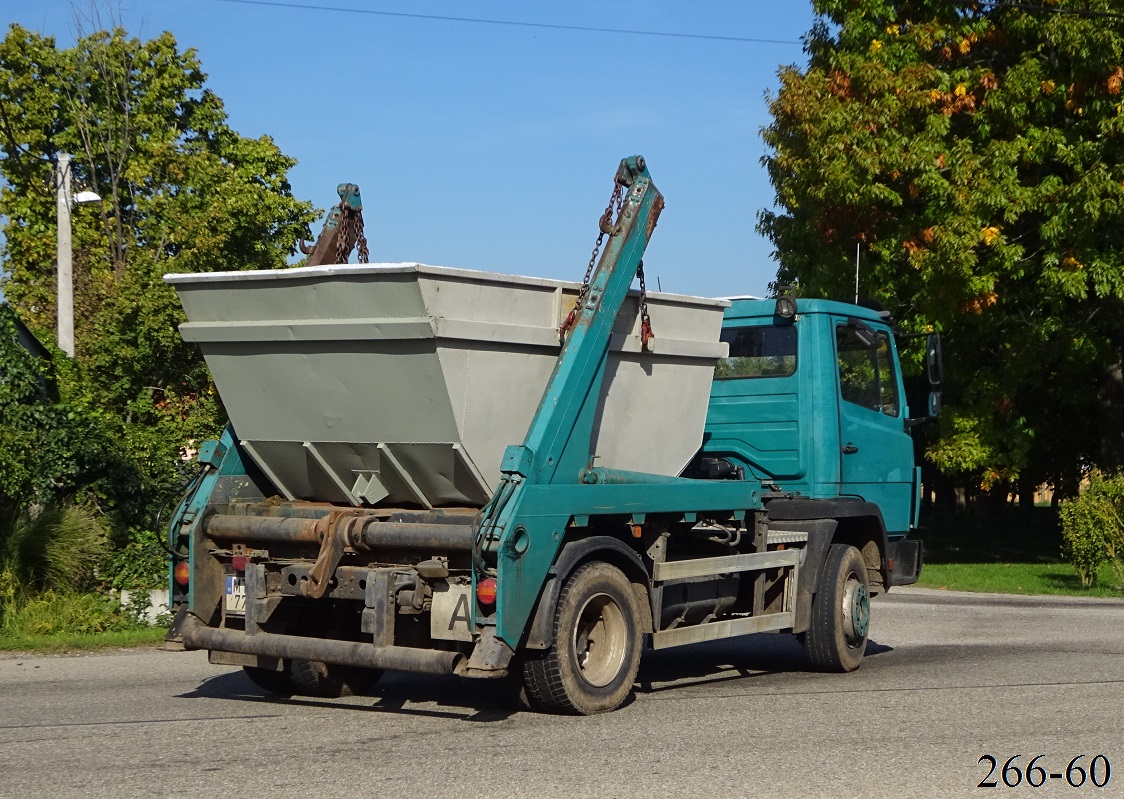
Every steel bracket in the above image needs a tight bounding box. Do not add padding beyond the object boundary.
[462,626,514,677]
[301,511,364,599]
[361,568,396,646]
[244,563,280,635]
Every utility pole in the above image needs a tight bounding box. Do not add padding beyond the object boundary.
[54,154,100,358]
[56,153,74,357]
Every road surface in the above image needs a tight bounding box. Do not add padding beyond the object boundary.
[1,587,1121,798]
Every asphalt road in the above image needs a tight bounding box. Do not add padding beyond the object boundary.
[1,587,1122,799]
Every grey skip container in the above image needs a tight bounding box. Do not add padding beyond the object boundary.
[167,263,729,509]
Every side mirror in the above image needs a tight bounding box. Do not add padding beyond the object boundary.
[926,333,943,389]
[928,390,941,417]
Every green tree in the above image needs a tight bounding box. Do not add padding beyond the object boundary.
[760,0,1124,498]
[0,22,317,565]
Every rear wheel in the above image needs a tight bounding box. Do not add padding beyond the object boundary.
[288,660,383,698]
[242,665,293,696]
[803,543,870,672]
[522,562,642,715]
[494,656,539,712]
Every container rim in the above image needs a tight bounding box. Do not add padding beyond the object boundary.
[163,262,730,308]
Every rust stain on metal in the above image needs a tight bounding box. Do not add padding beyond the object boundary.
[302,206,345,266]
[302,509,365,599]
[646,194,665,239]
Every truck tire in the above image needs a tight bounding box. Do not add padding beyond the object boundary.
[242,665,294,696]
[288,660,384,698]
[494,657,540,713]
[803,543,870,672]
[522,562,642,715]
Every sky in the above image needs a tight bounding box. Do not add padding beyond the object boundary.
[6,1,818,298]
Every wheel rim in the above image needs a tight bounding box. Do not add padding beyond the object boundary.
[571,591,627,688]
[841,577,869,645]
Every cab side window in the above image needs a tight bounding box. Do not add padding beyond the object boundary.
[836,325,899,417]
[716,325,797,379]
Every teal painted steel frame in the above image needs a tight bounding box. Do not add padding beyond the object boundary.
[166,424,254,614]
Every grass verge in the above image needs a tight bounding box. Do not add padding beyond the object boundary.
[914,507,1124,598]
[916,560,1124,598]
[0,626,168,653]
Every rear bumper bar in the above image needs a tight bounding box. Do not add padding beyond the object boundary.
[181,617,465,676]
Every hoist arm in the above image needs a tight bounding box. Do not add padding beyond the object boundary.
[472,155,666,648]
[504,154,664,486]
[298,182,369,265]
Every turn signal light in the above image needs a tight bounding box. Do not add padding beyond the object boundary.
[173,560,190,587]
[476,577,497,606]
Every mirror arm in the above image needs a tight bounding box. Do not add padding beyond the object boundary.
[905,416,936,429]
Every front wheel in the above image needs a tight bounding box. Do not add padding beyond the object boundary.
[522,562,642,715]
[803,543,871,672]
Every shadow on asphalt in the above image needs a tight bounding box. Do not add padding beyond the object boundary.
[174,632,894,721]
[176,669,525,722]
[637,634,892,694]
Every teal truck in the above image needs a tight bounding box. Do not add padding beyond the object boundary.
[164,156,941,714]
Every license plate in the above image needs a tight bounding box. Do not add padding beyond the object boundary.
[430,580,473,642]
[225,574,246,616]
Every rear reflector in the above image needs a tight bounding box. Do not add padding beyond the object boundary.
[173,560,190,587]
[476,577,497,606]
[231,555,248,572]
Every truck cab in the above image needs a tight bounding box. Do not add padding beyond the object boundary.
[697,296,926,592]
[705,297,917,530]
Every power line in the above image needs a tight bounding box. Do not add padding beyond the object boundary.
[211,0,802,46]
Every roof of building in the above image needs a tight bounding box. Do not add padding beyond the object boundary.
[3,301,52,360]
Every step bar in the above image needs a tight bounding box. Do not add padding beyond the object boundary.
[650,547,801,650]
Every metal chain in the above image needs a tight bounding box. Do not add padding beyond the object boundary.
[334,205,370,264]
[354,210,369,263]
[637,260,654,352]
[560,182,625,341]
[335,209,352,264]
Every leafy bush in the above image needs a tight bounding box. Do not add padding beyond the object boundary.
[0,567,17,629]
[1059,471,1124,588]
[0,590,135,636]
[102,527,169,592]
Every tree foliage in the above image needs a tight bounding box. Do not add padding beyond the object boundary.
[0,22,317,577]
[760,0,1124,495]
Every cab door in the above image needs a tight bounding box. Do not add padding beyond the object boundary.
[833,318,914,533]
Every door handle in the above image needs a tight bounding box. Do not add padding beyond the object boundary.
[842,443,859,455]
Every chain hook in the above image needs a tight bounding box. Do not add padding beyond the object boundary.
[637,260,655,353]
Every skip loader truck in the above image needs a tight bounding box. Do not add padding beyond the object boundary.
[164,155,942,714]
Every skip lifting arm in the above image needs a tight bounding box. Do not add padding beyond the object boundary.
[475,155,665,647]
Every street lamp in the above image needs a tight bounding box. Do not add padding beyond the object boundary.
[55,153,101,357]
